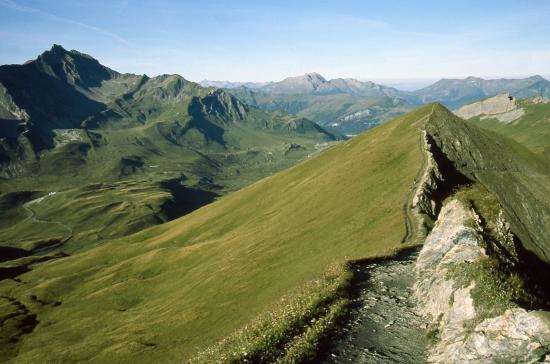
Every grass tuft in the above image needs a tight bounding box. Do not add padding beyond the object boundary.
[189,262,352,363]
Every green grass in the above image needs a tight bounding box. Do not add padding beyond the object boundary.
[0,88,335,254]
[448,258,520,324]
[0,105,432,363]
[0,181,176,253]
[189,262,352,363]
[469,99,550,158]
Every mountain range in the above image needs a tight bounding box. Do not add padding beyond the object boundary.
[415,75,550,109]
[0,45,336,253]
[202,73,550,134]
[226,73,420,135]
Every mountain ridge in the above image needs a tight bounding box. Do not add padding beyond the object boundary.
[0,45,336,255]
[416,75,550,108]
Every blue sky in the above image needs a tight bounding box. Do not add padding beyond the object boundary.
[1,0,549,88]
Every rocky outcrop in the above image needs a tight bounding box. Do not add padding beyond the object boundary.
[0,83,29,122]
[410,126,471,235]
[415,199,550,362]
[426,104,550,267]
[411,130,444,219]
[189,89,248,123]
[454,93,524,123]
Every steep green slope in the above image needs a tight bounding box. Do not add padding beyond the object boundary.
[0,105,432,363]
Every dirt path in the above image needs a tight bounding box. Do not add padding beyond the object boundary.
[22,193,73,244]
[316,249,427,363]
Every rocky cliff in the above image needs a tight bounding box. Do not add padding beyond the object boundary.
[406,106,550,362]
[415,198,550,362]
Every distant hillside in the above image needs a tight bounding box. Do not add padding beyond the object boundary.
[0,45,336,253]
[201,74,550,135]
[415,75,550,109]
[228,73,421,135]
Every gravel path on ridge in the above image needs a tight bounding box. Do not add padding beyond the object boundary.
[316,249,427,363]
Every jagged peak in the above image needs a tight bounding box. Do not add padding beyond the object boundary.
[49,43,67,53]
[190,87,248,122]
[39,44,97,62]
[152,73,190,84]
[304,72,326,82]
[28,44,119,90]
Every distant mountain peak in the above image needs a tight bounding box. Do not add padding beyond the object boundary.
[282,72,327,84]
[38,44,70,62]
[263,72,333,94]
[49,43,67,53]
[304,72,326,82]
[528,74,546,82]
[31,44,119,90]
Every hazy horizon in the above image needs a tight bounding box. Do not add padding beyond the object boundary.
[2,41,549,91]
[1,0,549,86]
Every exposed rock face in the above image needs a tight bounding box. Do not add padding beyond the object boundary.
[454,93,524,123]
[487,107,525,123]
[411,130,444,219]
[415,199,550,363]
[461,309,550,362]
[0,83,29,122]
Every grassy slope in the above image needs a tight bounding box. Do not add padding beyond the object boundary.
[0,122,332,254]
[468,100,550,158]
[1,106,432,363]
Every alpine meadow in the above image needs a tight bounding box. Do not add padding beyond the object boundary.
[1,1,550,363]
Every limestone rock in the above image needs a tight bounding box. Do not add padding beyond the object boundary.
[454,93,518,120]
[415,199,550,363]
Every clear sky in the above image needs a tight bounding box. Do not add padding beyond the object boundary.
[1,0,549,87]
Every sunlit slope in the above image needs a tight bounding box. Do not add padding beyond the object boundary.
[3,106,432,363]
[469,99,550,158]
